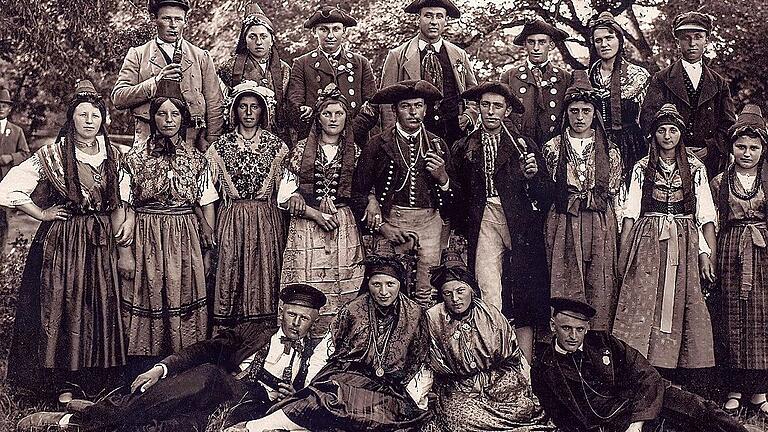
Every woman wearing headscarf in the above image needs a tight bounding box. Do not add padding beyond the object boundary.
[207,81,289,327]
[613,103,717,379]
[542,70,623,331]
[0,80,127,394]
[277,83,365,337]
[219,1,291,144]
[710,105,768,418]
[120,78,218,359]
[225,242,430,432]
[588,11,650,183]
[419,249,548,432]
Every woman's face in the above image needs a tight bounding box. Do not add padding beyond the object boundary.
[245,24,273,60]
[593,27,620,61]
[236,95,264,130]
[368,273,401,307]
[318,102,347,137]
[72,102,102,141]
[655,124,682,153]
[440,280,473,315]
[154,99,182,138]
[733,135,764,170]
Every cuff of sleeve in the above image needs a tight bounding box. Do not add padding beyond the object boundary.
[439,179,450,191]
[156,363,169,379]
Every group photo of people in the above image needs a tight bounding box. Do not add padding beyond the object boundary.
[0,0,766,430]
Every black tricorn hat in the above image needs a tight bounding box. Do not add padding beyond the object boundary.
[148,0,190,15]
[403,0,461,19]
[513,19,569,46]
[550,297,596,321]
[461,82,525,114]
[279,283,327,309]
[303,5,357,28]
[370,79,443,105]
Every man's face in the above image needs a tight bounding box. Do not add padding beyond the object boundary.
[551,313,590,353]
[567,101,595,136]
[0,102,11,120]
[524,34,554,65]
[440,280,473,315]
[280,303,318,340]
[314,22,345,53]
[154,5,187,43]
[677,30,707,62]
[368,273,401,307]
[480,93,511,131]
[236,95,263,130]
[393,98,426,133]
[245,25,273,60]
[418,7,447,42]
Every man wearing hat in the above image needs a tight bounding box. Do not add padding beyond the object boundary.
[380,0,478,144]
[354,79,456,308]
[531,297,750,432]
[0,88,29,249]
[641,11,736,178]
[112,0,225,149]
[286,5,377,140]
[501,19,572,146]
[451,81,552,361]
[18,284,332,431]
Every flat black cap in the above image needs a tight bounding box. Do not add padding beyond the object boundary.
[148,0,190,14]
[550,297,596,321]
[280,283,327,309]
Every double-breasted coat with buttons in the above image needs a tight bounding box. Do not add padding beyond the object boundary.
[286,47,377,140]
[640,59,736,177]
[112,39,225,145]
[501,62,571,145]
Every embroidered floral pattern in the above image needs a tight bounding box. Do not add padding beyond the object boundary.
[215,131,285,199]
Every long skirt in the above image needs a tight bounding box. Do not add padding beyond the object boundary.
[421,368,547,432]
[545,206,618,331]
[279,206,364,337]
[613,215,715,368]
[6,215,126,390]
[213,199,287,327]
[276,362,429,431]
[123,210,209,357]
[714,221,768,372]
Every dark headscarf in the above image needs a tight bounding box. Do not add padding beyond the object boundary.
[589,12,626,134]
[231,9,284,109]
[148,96,191,157]
[429,248,480,298]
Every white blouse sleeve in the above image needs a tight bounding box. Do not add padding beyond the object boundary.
[694,164,717,255]
[619,162,644,223]
[276,168,300,209]
[119,167,133,204]
[198,166,219,206]
[405,364,433,410]
[0,154,43,207]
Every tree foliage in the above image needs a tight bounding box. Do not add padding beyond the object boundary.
[0,0,765,137]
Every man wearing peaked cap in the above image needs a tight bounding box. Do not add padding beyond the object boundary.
[19,283,332,431]
[531,297,751,432]
[353,79,456,308]
[380,0,478,144]
[451,81,553,361]
[286,4,377,141]
[112,0,224,150]
[502,18,572,146]
[0,88,30,250]
[641,10,735,178]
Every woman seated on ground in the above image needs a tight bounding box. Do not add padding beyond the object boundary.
[419,249,549,432]
[225,241,430,432]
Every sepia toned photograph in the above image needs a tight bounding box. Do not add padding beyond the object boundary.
[0,0,767,430]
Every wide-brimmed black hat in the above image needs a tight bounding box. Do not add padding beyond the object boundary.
[148,0,190,15]
[280,283,327,309]
[403,0,461,19]
[550,297,596,321]
[371,80,443,105]
[461,82,525,114]
[513,19,569,46]
[673,11,713,36]
[304,5,357,28]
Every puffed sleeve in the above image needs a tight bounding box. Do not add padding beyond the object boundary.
[119,166,133,204]
[694,164,717,255]
[0,154,43,207]
[198,166,219,206]
[619,161,645,223]
[276,169,300,209]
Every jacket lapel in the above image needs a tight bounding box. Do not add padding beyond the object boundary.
[402,37,421,81]
[380,126,400,162]
[696,65,719,107]
[148,42,166,73]
[663,60,691,107]
[313,48,338,78]
[179,39,194,74]
[517,65,538,87]
[444,41,465,91]
[495,129,519,174]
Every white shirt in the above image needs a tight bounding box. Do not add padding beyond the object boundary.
[418,38,443,53]
[567,128,595,155]
[155,37,181,61]
[681,59,703,90]
[527,59,550,71]
[0,118,7,137]
[236,328,306,401]
[554,341,584,355]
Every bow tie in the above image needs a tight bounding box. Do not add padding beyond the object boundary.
[149,137,177,158]
[280,336,303,355]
